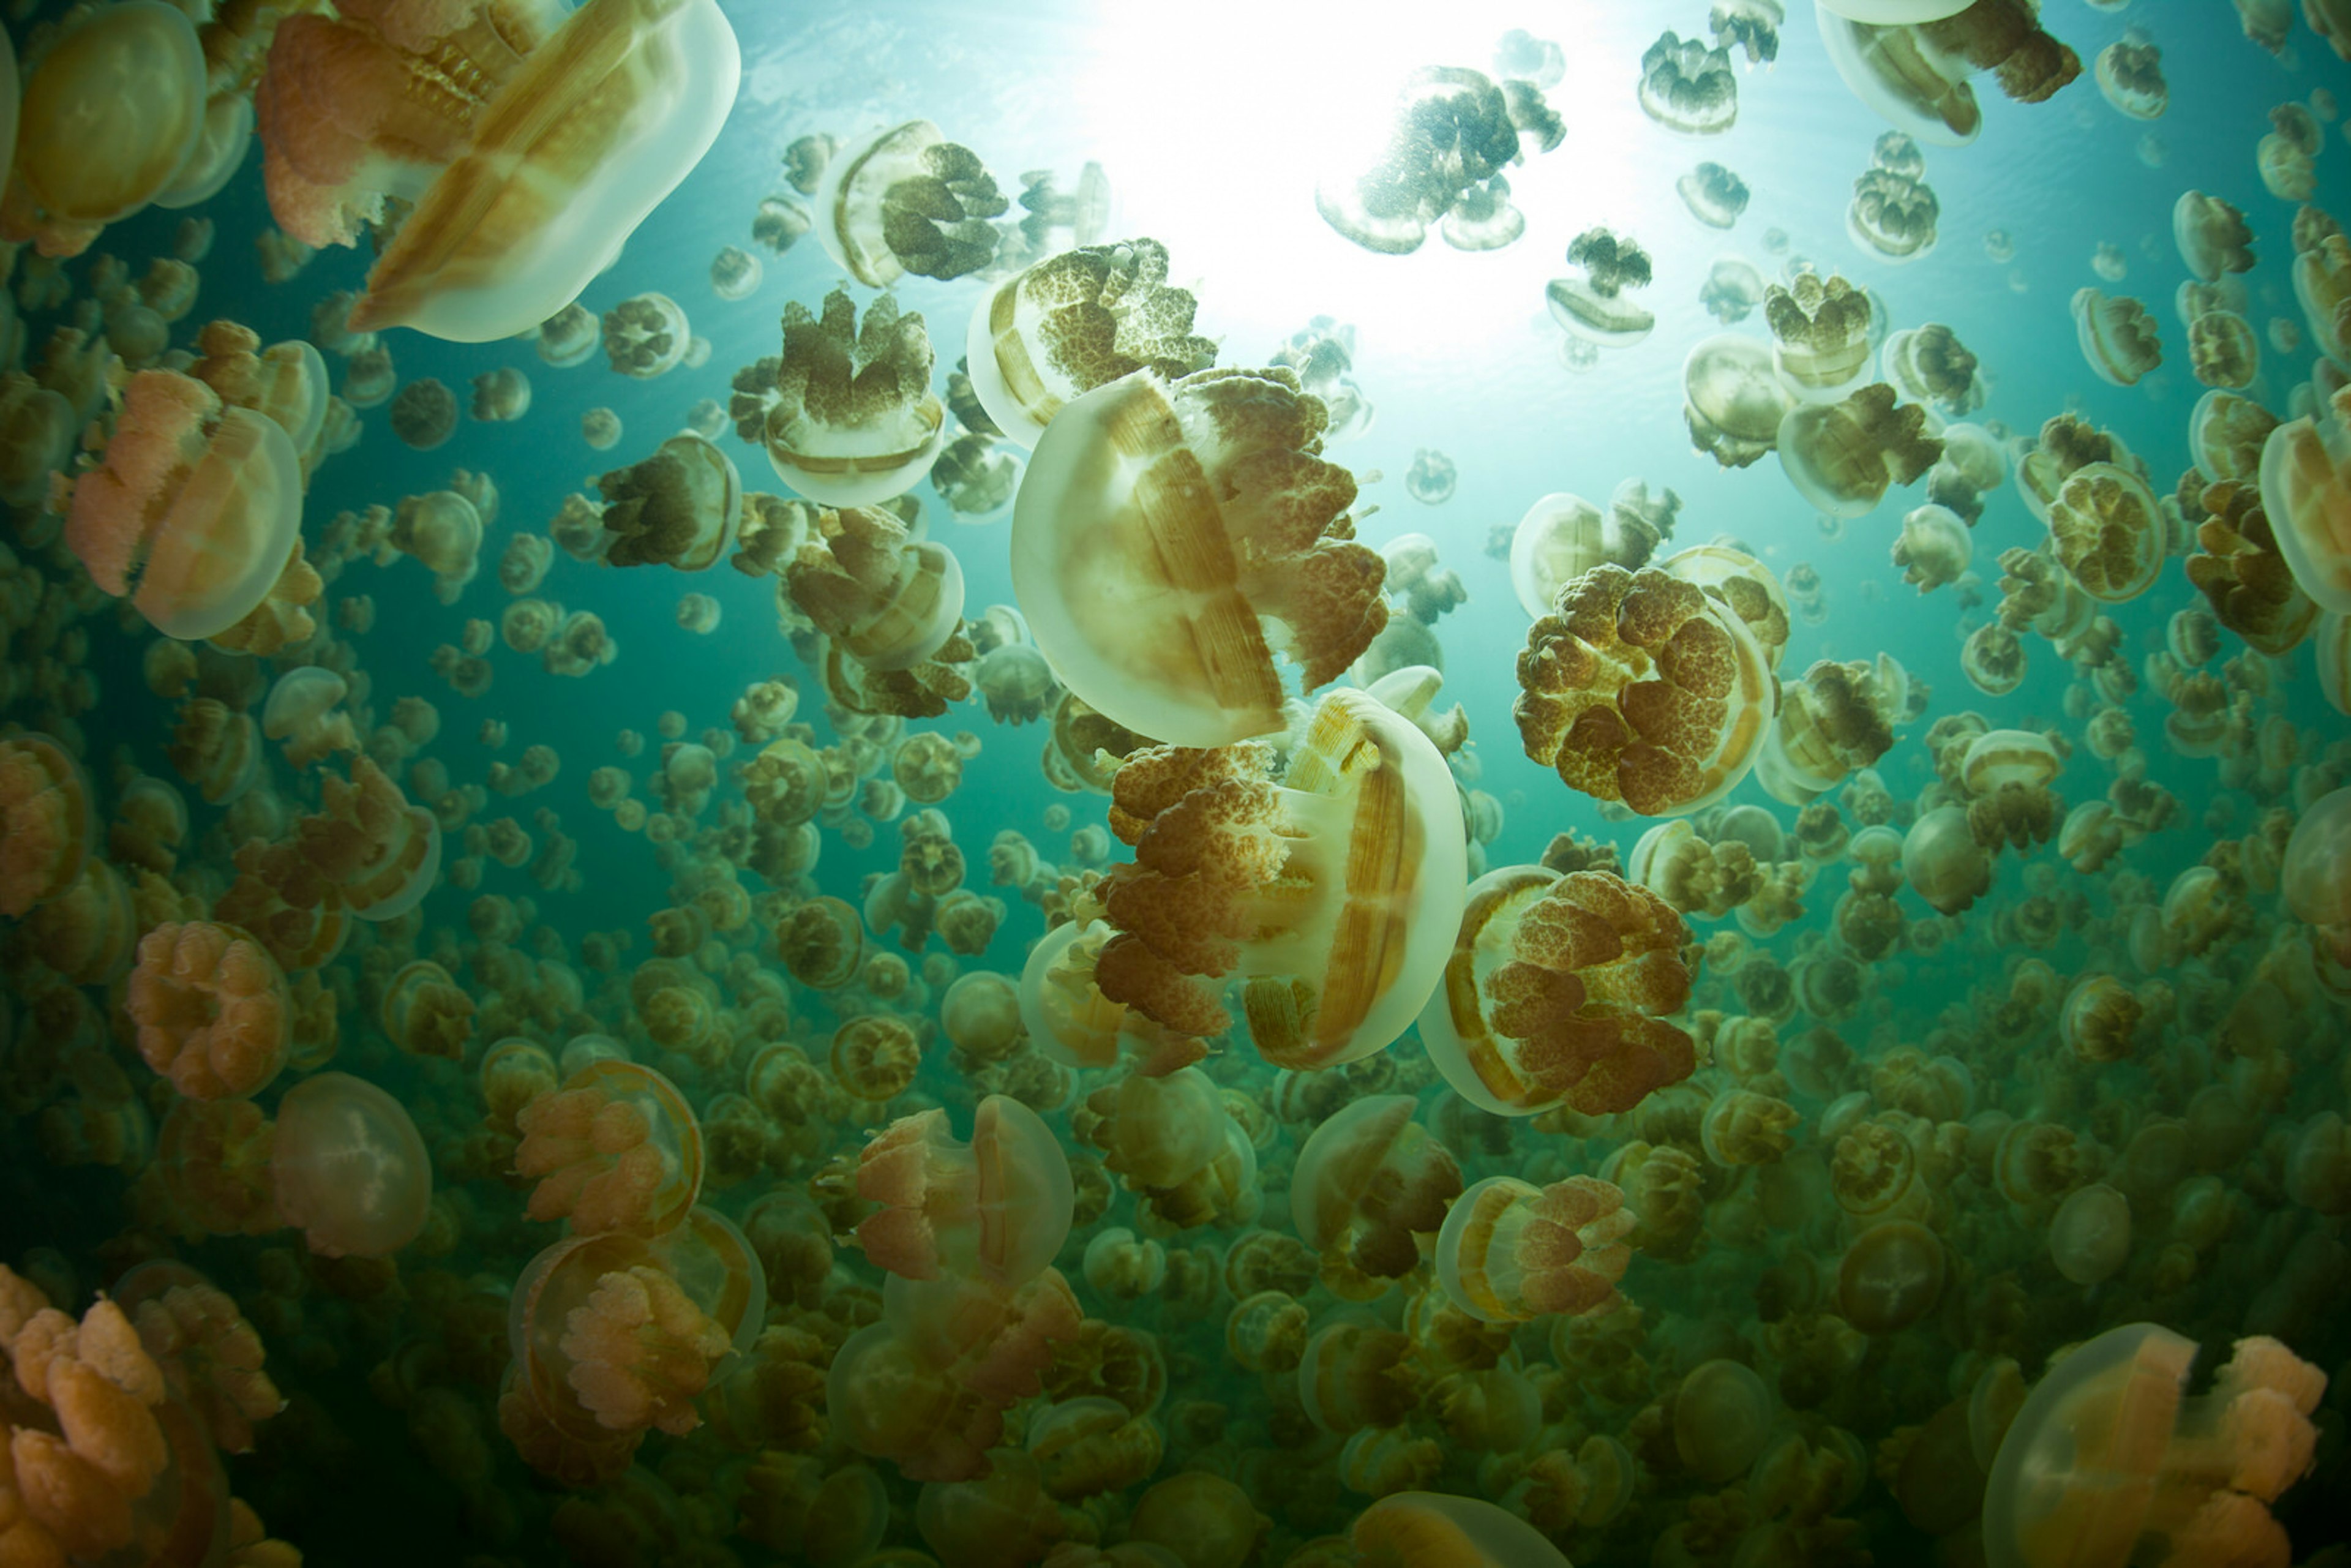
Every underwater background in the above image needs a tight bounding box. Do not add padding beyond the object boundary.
[2,0,2351,1563]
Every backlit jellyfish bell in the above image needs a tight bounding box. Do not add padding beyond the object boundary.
[1638,30,1738,135]
[813,119,1006,287]
[270,1072,433,1259]
[1684,332,1794,471]
[1314,66,1555,256]
[257,0,742,342]
[1011,363,1386,747]
[1777,382,1944,520]
[64,370,303,642]
[1546,228,1656,349]
[743,287,946,507]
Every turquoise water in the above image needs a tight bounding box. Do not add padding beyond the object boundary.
[4,0,2351,1564]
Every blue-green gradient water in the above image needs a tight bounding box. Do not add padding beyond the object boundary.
[4,0,2350,1564]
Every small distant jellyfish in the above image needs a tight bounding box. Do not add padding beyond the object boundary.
[710,246,762,301]
[930,432,1024,521]
[2271,316,2303,354]
[751,195,812,254]
[582,408,621,451]
[684,398,727,443]
[2095,29,2167,119]
[342,345,394,408]
[1711,0,1782,66]
[1494,27,1564,88]
[1406,449,1458,505]
[1848,136,1938,263]
[389,378,457,451]
[2137,130,2167,168]
[470,366,531,422]
[1677,162,1749,228]
[536,302,600,368]
[1548,228,1655,347]
[1638,31,1738,135]
[783,132,836,195]
[1270,317,1376,445]
[1984,228,2015,263]
[677,593,722,634]
[602,292,691,380]
[1700,255,1766,323]
[2092,242,2126,281]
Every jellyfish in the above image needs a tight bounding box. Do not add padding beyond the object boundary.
[1700,255,1767,326]
[1903,805,1992,915]
[1638,31,1738,134]
[929,433,1024,521]
[2186,310,2259,391]
[582,408,623,452]
[2044,462,2164,602]
[2175,191,2257,283]
[812,120,1005,286]
[857,1095,1073,1288]
[1757,655,1909,804]
[2259,132,2316,202]
[751,193,813,255]
[1881,323,1983,417]
[2094,31,2167,120]
[391,489,483,604]
[389,378,459,451]
[1981,1326,2324,1568]
[124,921,291,1102]
[1418,863,1697,1117]
[0,733,96,920]
[1818,2,2080,147]
[1089,686,1466,1070]
[2255,384,2351,614]
[1849,153,1939,263]
[1677,162,1750,228]
[2071,289,2162,387]
[787,505,966,677]
[470,366,532,423]
[709,244,762,301]
[1314,67,1551,255]
[1546,228,1655,348]
[1892,503,1972,592]
[1284,1095,1461,1291]
[1011,363,1383,747]
[1405,450,1458,504]
[1766,271,1875,400]
[1683,338,1787,472]
[64,370,302,642]
[514,1059,705,1236]
[255,0,741,342]
[595,432,742,572]
[1777,382,1944,519]
[270,1072,432,1258]
[2,0,209,257]
[1516,561,1777,816]
[735,288,945,508]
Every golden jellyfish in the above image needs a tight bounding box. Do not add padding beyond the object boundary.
[1674,1359,1777,1484]
[64,370,302,642]
[1289,1095,1461,1283]
[1091,687,1463,1070]
[856,1095,1073,1287]
[2187,309,2259,389]
[2284,787,2351,930]
[2186,476,2321,655]
[1546,228,1656,348]
[256,0,741,342]
[0,732,95,918]
[0,373,77,507]
[261,667,356,769]
[1507,492,1655,618]
[1837,1220,1944,1334]
[1638,31,1738,135]
[1980,1326,2324,1568]
[596,432,742,571]
[2175,190,2257,283]
[602,291,691,379]
[1848,141,1939,263]
[513,1059,705,1236]
[271,1072,433,1258]
[2,0,208,257]
[813,120,1005,287]
[1313,67,1551,255]
[1765,270,1875,399]
[787,506,966,672]
[2094,29,2167,119]
[1904,805,1992,915]
[830,1015,920,1101]
[1682,334,1793,470]
[1757,655,1908,805]
[1515,562,1777,816]
[2258,131,2315,202]
[1417,864,1697,1117]
[1778,381,1943,519]
[2044,462,2164,602]
[2320,612,2350,715]
[2255,384,2351,613]
[738,287,946,506]
[126,921,291,1101]
[470,365,532,422]
[1881,321,1984,418]
[1011,364,1384,747]
[1348,1491,1570,1567]
[2189,391,2280,484]
[2295,233,2351,367]
[2071,288,2162,387]
[964,239,1217,449]
[1676,160,1749,229]
[1435,1174,1634,1324]
[389,378,459,451]
[1892,502,1971,591]
[2047,1184,2131,1286]
[1701,253,1766,323]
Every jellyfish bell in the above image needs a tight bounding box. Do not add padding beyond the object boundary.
[257,0,741,343]
[1684,333,1793,469]
[2256,388,2351,615]
[1815,10,1981,148]
[814,119,1003,287]
[271,1072,433,1258]
[66,370,303,642]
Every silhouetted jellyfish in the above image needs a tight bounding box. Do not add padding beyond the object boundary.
[1011,364,1384,746]
[1271,315,1376,444]
[1684,333,1793,470]
[1315,67,1553,255]
[389,378,459,451]
[1638,31,1738,134]
[2096,29,2167,119]
[256,0,741,340]
[596,433,743,571]
[1547,228,1656,348]
[964,239,1217,449]
[1677,162,1750,228]
[1406,449,1457,504]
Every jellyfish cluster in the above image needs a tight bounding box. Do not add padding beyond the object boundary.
[4,2,2351,1567]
